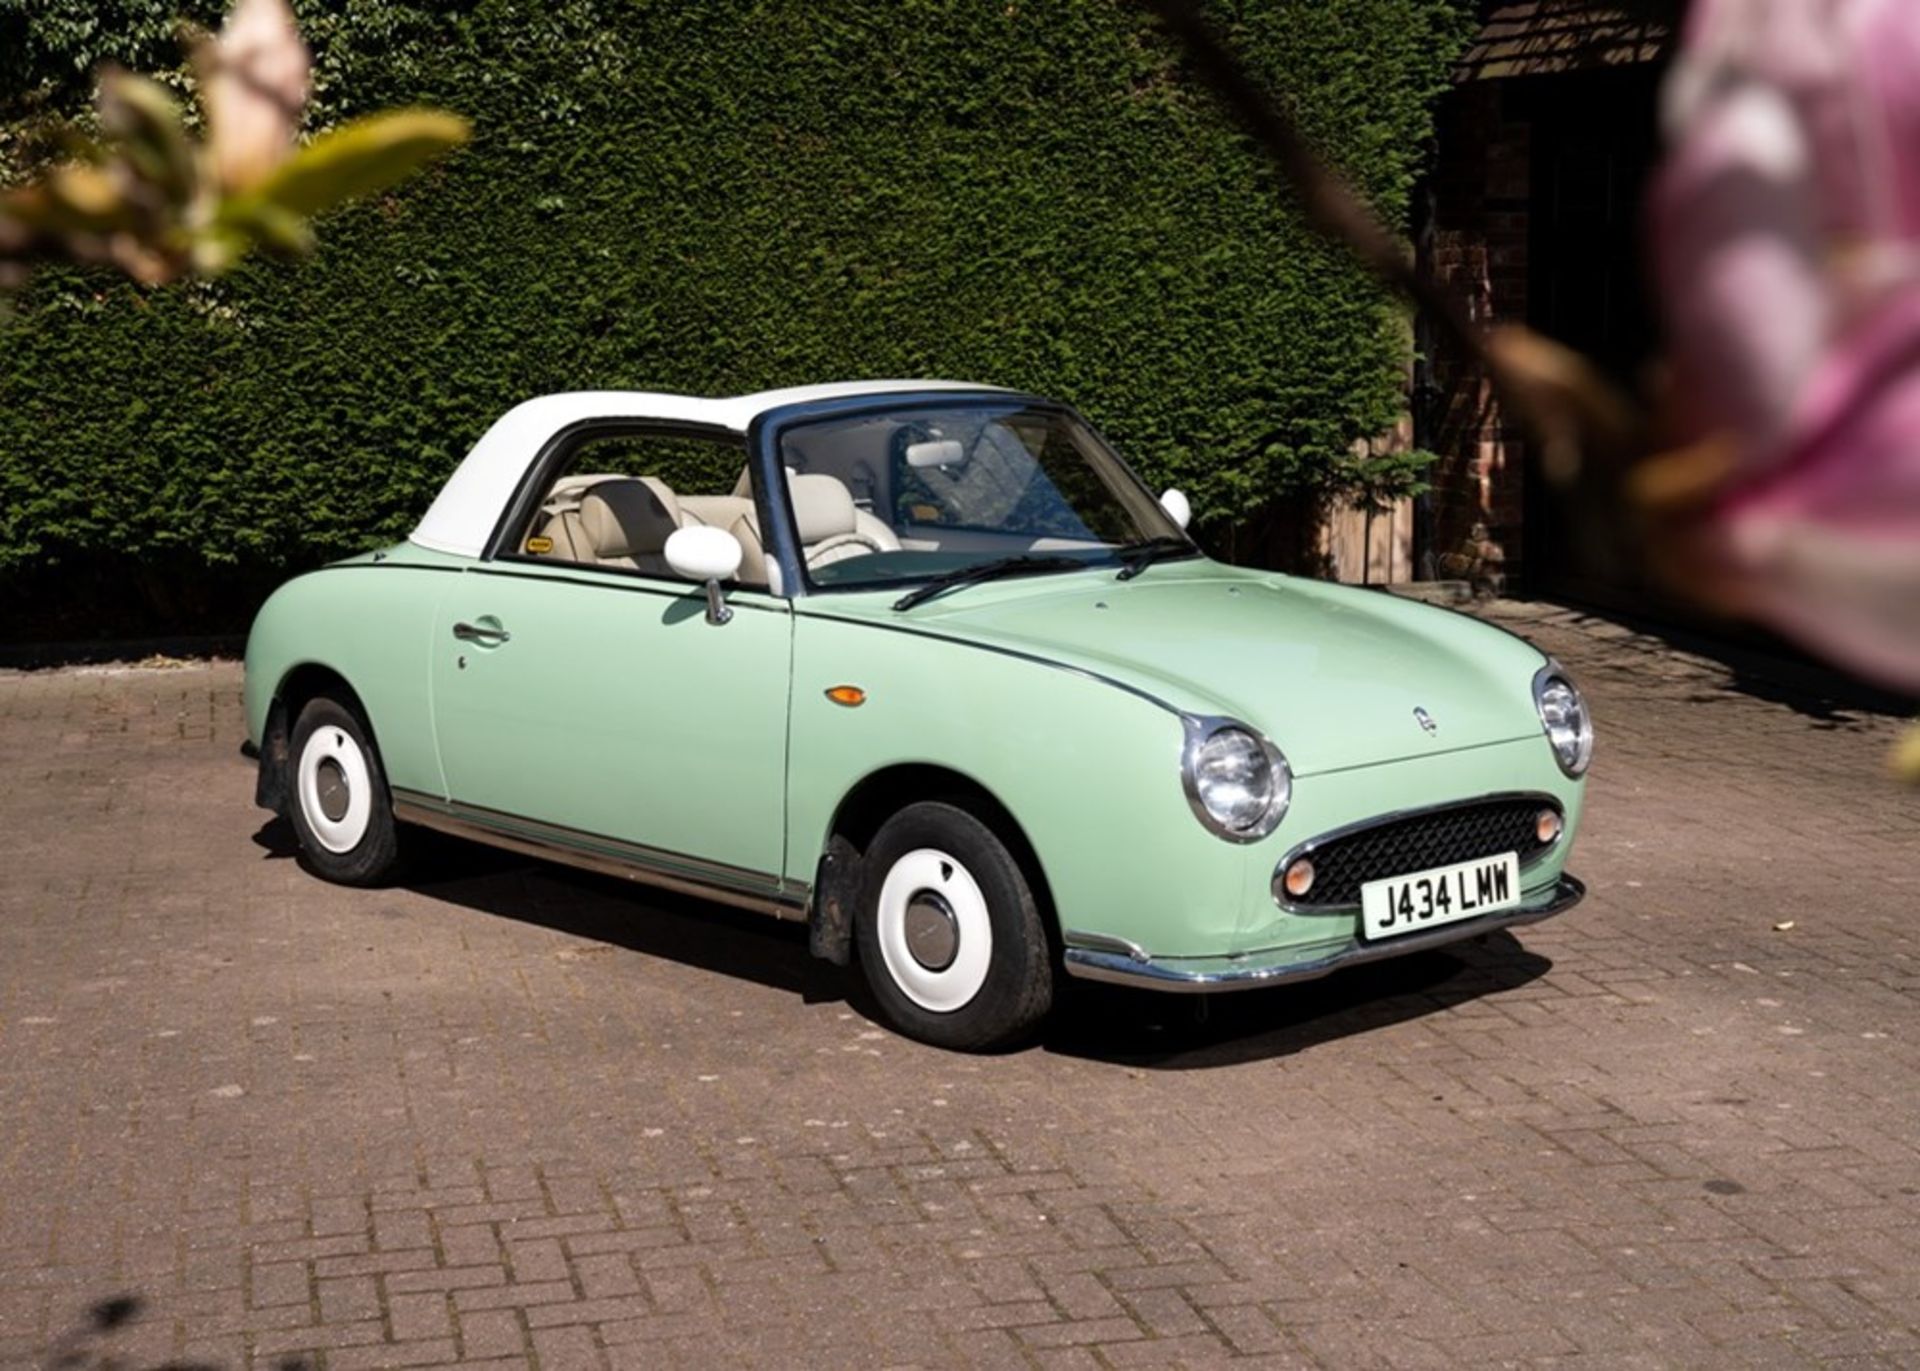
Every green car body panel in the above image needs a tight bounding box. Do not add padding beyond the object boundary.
[246,384,1587,998]
[247,550,1581,964]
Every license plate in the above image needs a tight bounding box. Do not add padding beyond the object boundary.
[1360,851,1521,941]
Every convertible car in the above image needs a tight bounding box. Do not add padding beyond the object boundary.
[245,381,1590,1049]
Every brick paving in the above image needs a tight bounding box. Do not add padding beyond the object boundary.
[2,600,1918,1369]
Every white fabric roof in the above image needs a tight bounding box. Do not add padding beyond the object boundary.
[410,380,1007,559]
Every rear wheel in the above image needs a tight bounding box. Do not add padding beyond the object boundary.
[287,696,401,886]
[855,802,1053,1051]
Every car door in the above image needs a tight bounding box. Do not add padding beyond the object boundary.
[430,566,793,893]
[427,426,795,901]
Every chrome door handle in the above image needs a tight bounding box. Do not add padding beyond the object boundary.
[452,621,510,644]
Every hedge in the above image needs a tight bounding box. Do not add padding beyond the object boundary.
[0,0,1473,638]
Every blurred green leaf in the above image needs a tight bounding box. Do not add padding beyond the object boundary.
[248,108,469,219]
[208,193,313,256]
[97,69,197,203]
[3,163,132,234]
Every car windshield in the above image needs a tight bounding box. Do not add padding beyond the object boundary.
[777,400,1193,592]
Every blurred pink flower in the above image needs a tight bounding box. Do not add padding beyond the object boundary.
[198,0,310,191]
[1649,0,1920,688]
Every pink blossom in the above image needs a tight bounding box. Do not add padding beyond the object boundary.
[199,0,310,191]
[1650,0,1920,688]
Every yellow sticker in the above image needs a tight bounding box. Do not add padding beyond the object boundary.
[526,535,554,555]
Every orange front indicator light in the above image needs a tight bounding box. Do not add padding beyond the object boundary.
[1536,808,1563,845]
[1283,857,1316,900]
[825,685,867,708]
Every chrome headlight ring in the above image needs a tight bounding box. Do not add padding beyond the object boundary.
[1180,715,1292,843]
[1532,661,1594,778]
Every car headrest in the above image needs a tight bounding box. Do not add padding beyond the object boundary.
[789,473,857,543]
[579,478,681,559]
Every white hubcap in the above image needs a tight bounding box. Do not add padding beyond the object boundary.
[296,725,373,854]
[877,848,993,1012]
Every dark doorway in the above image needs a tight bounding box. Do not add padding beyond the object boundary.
[1514,63,1665,608]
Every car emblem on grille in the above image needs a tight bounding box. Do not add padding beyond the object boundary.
[1413,706,1437,736]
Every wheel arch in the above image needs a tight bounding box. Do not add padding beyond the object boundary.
[807,762,1058,967]
[255,662,376,815]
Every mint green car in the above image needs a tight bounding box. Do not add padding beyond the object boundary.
[245,382,1590,1049]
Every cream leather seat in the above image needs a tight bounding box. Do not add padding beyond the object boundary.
[730,473,902,588]
[675,493,757,530]
[539,476,682,574]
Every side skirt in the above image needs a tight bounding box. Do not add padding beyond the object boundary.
[391,788,810,922]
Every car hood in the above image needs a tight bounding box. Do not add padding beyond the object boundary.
[836,559,1552,776]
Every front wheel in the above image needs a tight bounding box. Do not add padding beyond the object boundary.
[855,802,1053,1051]
[286,695,402,886]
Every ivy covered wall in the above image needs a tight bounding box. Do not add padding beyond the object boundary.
[0,0,1472,637]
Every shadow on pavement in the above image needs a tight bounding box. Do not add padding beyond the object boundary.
[42,1293,307,1371]
[1511,600,1916,726]
[254,818,856,1007]
[1040,930,1551,1070]
[253,819,1552,1066]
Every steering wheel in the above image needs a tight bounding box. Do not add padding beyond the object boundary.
[805,532,892,569]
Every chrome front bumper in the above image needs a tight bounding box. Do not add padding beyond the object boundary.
[1061,874,1585,994]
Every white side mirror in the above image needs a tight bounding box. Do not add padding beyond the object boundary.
[664,526,743,625]
[906,439,964,469]
[1159,487,1191,531]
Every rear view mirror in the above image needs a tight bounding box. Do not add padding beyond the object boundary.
[906,439,964,469]
[1159,488,1192,531]
[664,526,743,625]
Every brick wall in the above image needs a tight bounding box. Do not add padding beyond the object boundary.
[1421,82,1533,591]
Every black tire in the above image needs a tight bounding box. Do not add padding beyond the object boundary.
[854,801,1053,1051]
[285,695,402,886]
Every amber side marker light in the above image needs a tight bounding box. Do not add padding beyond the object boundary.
[1536,808,1563,844]
[826,685,867,707]
[1282,857,1316,900]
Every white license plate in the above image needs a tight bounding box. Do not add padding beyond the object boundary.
[1360,851,1521,941]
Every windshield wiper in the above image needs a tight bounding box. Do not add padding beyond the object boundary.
[1113,536,1195,581]
[891,554,1087,612]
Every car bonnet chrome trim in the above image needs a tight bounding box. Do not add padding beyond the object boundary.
[1268,788,1564,914]
[1063,874,1585,993]
[795,609,1189,718]
[464,564,789,615]
[391,788,809,920]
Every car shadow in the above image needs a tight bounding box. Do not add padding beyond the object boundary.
[254,817,857,1006]
[254,819,1553,1062]
[1040,931,1550,1069]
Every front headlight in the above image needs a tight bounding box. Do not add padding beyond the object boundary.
[1533,665,1594,777]
[1181,718,1291,842]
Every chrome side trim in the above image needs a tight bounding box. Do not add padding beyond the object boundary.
[1062,874,1584,994]
[796,609,1188,718]
[392,788,809,920]
[1059,928,1151,963]
[1270,789,1564,914]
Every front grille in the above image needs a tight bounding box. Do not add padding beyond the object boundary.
[1279,797,1558,911]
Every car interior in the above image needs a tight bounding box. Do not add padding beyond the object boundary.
[519,412,1126,592]
[523,459,901,593]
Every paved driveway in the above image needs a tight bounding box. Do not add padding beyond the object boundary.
[2,603,1917,1369]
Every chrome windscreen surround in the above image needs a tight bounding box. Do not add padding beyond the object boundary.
[1178,714,1292,844]
[1270,790,1564,914]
